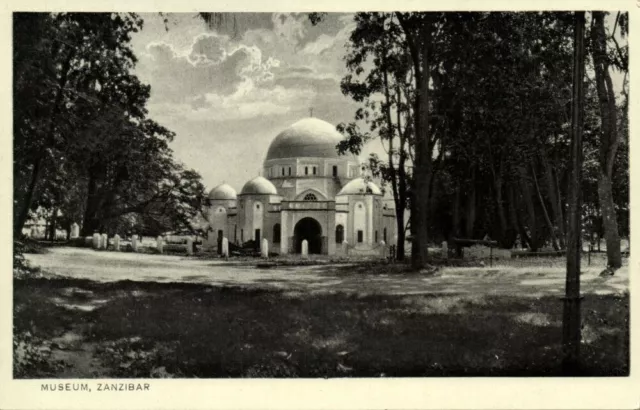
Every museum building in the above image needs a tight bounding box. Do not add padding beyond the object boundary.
[204,117,396,255]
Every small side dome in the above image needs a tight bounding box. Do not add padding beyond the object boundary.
[337,178,383,196]
[208,183,237,200]
[240,176,278,195]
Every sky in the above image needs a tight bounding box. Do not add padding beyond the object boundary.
[129,12,628,193]
[130,13,369,192]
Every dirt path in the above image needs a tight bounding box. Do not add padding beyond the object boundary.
[25,247,628,297]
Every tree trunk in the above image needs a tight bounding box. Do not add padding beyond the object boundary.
[597,174,621,268]
[541,150,566,248]
[398,15,432,270]
[396,207,406,260]
[493,166,509,246]
[508,184,530,249]
[48,207,58,243]
[381,57,405,261]
[591,11,621,270]
[519,169,538,251]
[531,162,559,250]
[563,10,585,375]
[453,185,461,238]
[81,169,100,236]
[465,172,476,238]
[395,88,409,261]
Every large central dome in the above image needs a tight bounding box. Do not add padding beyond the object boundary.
[265,118,345,161]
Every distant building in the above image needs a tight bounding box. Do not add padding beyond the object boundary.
[204,118,396,255]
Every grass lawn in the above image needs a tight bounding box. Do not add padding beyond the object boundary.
[14,275,628,378]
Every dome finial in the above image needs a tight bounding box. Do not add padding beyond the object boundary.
[309,107,313,117]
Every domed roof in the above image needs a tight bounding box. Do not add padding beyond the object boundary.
[337,178,383,196]
[208,183,237,200]
[240,176,278,195]
[265,118,346,161]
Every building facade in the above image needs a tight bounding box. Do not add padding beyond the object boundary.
[204,117,396,255]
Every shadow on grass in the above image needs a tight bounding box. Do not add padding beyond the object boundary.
[14,277,629,378]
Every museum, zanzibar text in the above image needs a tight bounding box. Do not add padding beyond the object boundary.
[41,382,150,392]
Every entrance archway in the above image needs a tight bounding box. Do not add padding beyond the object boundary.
[293,217,322,254]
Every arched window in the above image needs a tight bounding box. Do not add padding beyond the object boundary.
[305,166,308,175]
[273,223,281,243]
[383,227,387,242]
[335,224,344,244]
[375,230,378,243]
[303,193,317,201]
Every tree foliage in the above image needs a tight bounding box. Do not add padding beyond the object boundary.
[13,13,205,239]
[321,11,628,262]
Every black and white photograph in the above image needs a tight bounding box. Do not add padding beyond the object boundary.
[3,3,636,408]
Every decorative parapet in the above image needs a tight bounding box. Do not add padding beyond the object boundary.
[281,201,336,211]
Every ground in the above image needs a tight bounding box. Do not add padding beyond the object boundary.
[14,247,629,378]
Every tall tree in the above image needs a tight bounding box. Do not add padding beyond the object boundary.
[590,11,624,269]
[395,12,434,269]
[563,10,586,375]
[333,13,414,261]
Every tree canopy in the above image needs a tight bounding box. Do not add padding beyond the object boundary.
[313,11,628,267]
[13,12,205,239]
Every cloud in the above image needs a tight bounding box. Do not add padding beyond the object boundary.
[301,33,335,55]
[271,13,306,47]
[136,12,358,126]
[139,35,283,105]
[149,80,315,122]
[189,33,226,64]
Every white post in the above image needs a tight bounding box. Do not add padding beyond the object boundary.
[92,233,100,249]
[131,236,138,252]
[156,236,164,254]
[70,223,80,239]
[261,238,269,258]
[301,239,309,260]
[186,237,194,256]
[342,240,349,256]
[101,233,108,250]
[222,237,229,258]
[113,234,121,251]
[442,241,448,259]
[379,240,386,258]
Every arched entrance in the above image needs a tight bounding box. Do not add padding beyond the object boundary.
[293,217,322,254]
